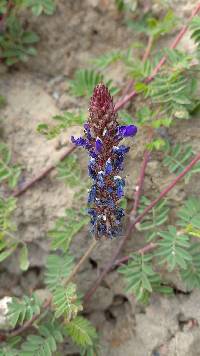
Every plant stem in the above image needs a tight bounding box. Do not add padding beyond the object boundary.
[0,238,98,339]
[114,2,200,111]
[62,239,98,287]
[142,36,153,64]
[84,152,200,303]
[113,242,157,267]
[13,145,75,197]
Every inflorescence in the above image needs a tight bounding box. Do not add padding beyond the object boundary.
[71,84,137,239]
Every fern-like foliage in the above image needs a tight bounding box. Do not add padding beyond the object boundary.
[37,111,85,139]
[68,69,119,97]
[0,142,21,189]
[52,283,82,320]
[56,154,84,188]
[45,253,74,292]
[147,49,198,119]
[0,197,18,262]
[92,50,122,69]
[127,10,177,41]
[180,243,200,289]
[65,316,98,351]
[0,337,21,356]
[7,294,41,328]
[20,322,63,356]
[155,226,192,271]
[45,245,83,321]
[128,59,153,84]
[163,143,200,183]
[48,208,89,251]
[119,253,172,302]
[137,197,169,241]
[177,197,200,231]
[190,15,200,59]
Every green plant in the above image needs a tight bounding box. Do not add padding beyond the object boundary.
[1,2,200,355]
[0,0,56,65]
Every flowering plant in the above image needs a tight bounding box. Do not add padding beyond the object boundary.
[72,84,137,238]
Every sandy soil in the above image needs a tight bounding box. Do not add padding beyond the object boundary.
[1,0,200,355]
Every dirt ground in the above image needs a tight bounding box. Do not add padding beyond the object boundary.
[1,0,200,355]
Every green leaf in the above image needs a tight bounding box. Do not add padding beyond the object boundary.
[8,294,41,328]
[155,226,192,272]
[45,253,74,291]
[137,197,169,232]
[19,244,29,271]
[177,197,200,230]
[127,10,177,40]
[37,111,86,139]
[147,51,196,118]
[180,243,200,289]
[25,0,56,16]
[163,143,200,183]
[0,244,17,262]
[22,31,39,44]
[119,253,162,302]
[0,142,21,188]
[92,50,122,69]
[48,208,89,251]
[68,69,119,98]
[52,283,82,320]
[56,154,83,188]
[65,316,98,348]
[20,322,63,356]
[190,16,200,60]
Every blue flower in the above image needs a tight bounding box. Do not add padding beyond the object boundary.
[84,123,92,140]
[95,137,103,153]
[113,145,130,155]
[105,158,113,175]
[115,208,125,221]
[88,158,96,180]
[97,171,105,188]
[88,185,97,204]
[117,125,137,138]
[113,154,124,171]
[114,176,125,198]
[71,136,88,147]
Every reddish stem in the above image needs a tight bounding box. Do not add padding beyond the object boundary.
[142,36,154,64]
[13,145,75,197]
[84,152,200,302]
[114,2,200,112]
[113,242,157,267]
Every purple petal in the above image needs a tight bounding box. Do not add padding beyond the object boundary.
[97,171,105,188]
[71,136,88,147]
[117,125,137,138]
[116,185,124,198]
[88,185,96,204]
[105,158,113,175]
[95,137,103,153]
[84,123,92,140]
[113,145,130,155]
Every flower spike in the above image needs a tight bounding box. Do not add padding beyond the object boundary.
[71,83,137,239]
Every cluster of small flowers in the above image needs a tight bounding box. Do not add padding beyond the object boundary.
[71,84,137,239]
